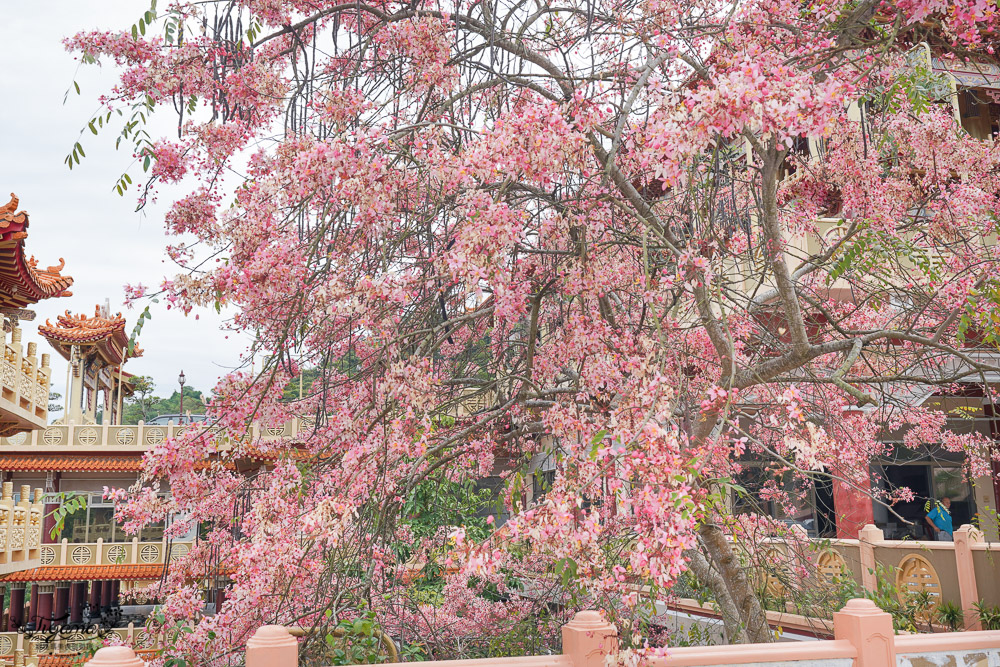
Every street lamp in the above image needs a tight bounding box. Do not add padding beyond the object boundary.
[178,370,186,424]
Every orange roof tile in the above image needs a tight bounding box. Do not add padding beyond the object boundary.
[38,656,80,667]
[39,306,142,366]
[1,564,166,582]
[0,455,144,472]
[15,649,162,665]
[0,193,74,308]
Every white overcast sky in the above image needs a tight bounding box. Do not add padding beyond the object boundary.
[0,2,252,402]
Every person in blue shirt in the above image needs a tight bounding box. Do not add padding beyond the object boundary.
[925,496,953,541]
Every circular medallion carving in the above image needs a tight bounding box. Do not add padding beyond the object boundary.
[40,546,55,565]
[135,630,153,648]
[107,544,127,563]
[760,546,789,598]
[145,428,165,445]
[42,428,64,445]
[266,426,285,436]
[77,427,99,445]
[71,545,93,565]
[66,633,89,651]
[170,543,190,560]
[115,428,136,445]
[0,635,12,654]
[817,549,847,584]
[139,544,160,563]
[6,432,26,446]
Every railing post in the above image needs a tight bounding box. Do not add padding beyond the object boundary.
[88,645,144,666]
[247,625,298,667]
[858,524,883,592]
[833,599,895,667]
[954,524,983,630]
[561,610,617,667]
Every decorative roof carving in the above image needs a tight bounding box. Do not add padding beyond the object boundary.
[0,193,74,308]
[39,306,142,365]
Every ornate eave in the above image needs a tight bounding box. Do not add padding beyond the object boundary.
[0,193,74,308]
[38,306,142,367]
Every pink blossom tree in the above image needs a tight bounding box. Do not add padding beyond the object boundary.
[68,0,1000,660]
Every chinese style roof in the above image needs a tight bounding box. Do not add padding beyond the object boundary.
[0,650,162,665]
[0,454,144,472]
[39,306,142,366]
[32,651,161,666]
[0,193,74,308]
[0,564,166,582]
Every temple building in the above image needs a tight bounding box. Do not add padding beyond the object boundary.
[39,306,140,427]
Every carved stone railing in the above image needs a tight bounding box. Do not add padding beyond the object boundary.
[0,326,50,436]
[0,483,44,575]
[39,537,195,567]
[0,622,159,661]
[757,524,1000,632]
[0,419,301,450]
[231,600,1000,667]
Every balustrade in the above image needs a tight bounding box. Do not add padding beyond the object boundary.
[0,622,157,661]
[37,537,194,567]
[0,327,50,436]
[0,483,43,575]
[744,524,999,632]
[0,418,301,450]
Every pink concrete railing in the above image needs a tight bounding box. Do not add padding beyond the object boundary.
[835,523,994,631]
[84,598,1000,667]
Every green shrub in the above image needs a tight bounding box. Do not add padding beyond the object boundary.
[935,601,963,631]
[974,601,1000,630]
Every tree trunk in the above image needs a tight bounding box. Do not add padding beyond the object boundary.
[698,521,773,643]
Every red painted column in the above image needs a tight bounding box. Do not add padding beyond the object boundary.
[7,583,25,631]
[832,470,875,539]
[89,580,101,611]
[53,582,70,624]
[28,583,39,629]
[69,581,87,623]
[214,583,226,611]
[36,584,53,631]
[101,580,113,608]
[111,580,121,606]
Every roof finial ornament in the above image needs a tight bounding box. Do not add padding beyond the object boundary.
[0,193,18,216]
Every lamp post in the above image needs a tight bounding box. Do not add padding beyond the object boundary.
[178,370,186,424]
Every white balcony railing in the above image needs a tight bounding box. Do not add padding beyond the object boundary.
[0,419,301,450]
[38,537,195,567]
[0,327,50,436]
[0,482,44,575]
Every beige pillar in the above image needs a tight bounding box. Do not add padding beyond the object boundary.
[246,625,298,667]
[66,347,86,425]
[87,646,144,667]
[858,524,883,592]
[954,524,983,630]
[561,611,618,667]
[833,598,895,667]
